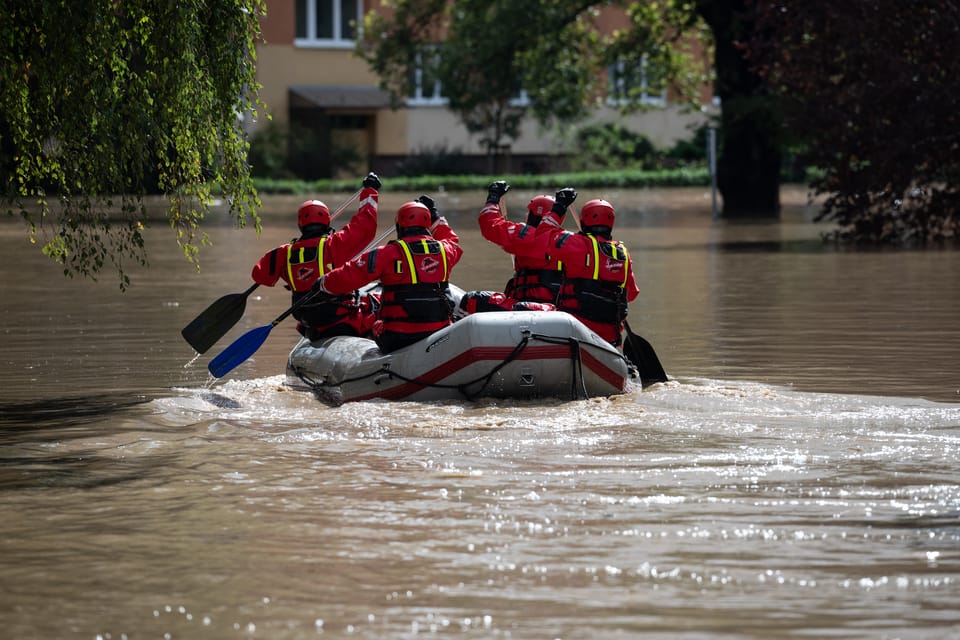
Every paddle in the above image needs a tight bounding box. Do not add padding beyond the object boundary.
[181,283,260,354]
[181,189,363,353]
[623,320,668,387]
[207,226,393,379]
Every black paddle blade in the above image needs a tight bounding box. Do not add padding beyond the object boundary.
[623,326,668,387]
[181,285,257,354]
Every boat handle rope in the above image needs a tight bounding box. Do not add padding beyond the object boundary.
[530,334,589,400]
[290,331,619,402]
[292,334,532,401]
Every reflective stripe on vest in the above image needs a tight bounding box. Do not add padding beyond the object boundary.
[396,239,448,284]
[584,234,629,287]
[286,237,327,292]
[586,235,601,280]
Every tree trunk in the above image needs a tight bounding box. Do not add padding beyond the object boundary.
[699,0,781,218]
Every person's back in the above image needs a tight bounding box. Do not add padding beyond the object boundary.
[479,185,564,304]
[251,173,381,339]
[489,191,640,346]
[546,198,639,346]
[316,199,463,353]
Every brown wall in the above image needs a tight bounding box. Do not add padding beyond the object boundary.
[260,2,295,43]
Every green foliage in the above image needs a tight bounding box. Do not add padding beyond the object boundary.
[571,123,658,171]
[664,125,710,164]
[0,1,266,288]
[360,1,712,166]
[751,1,960,244]
[248,121,297,180]
[253,167,710,195]
[395,143,474,177]
[361,0,531,168]
[248,120,363,181]
[361,1,789,217]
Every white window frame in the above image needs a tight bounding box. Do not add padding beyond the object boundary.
[509,88,530,108]
[408,50,447,106]
[295,0,363,50]
[607,57,667,108]
[406,50,531,108]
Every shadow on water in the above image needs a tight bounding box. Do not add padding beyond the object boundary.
[0,393,179,491]
[0,452,179,492]
[0,393,152,436]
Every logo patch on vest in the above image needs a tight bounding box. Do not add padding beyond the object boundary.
[421,256,440,274]
[605,259,624,273]
[296,266,316,280]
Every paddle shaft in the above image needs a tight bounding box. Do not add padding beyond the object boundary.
[329,189,363,221]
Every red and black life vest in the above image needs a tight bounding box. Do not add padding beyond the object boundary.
[282,236,356,326]
[379,238,453,324]
[557,233,631,325]
[504,224,564,303]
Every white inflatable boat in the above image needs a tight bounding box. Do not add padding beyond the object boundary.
[285,309,640,404]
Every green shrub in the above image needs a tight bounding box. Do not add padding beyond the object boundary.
[395,143,473,176]
[248,122,362,180]
[571,123,658,171]
[252,167,711,195]
[665,125,710,165]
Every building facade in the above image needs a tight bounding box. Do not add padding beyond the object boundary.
[254,0,713,177]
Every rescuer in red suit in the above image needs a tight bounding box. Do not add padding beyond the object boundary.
[313,199,463,353]
[480,184,640,346]
[250,172,381,340]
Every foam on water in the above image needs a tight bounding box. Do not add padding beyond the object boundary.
[159,374,960,436]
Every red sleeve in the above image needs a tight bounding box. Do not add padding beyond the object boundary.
[432,223,464,269]
[320,247,382,295]
[625,261,640,302]
[251,246,287,286]
[478,203,527,253]
[325,187,379,264]
[478,204,556,259]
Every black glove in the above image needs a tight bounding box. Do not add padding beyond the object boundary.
[486,180,510,205]
[552,187,577,214]
[417,195,439,223]
[362,172,381,189]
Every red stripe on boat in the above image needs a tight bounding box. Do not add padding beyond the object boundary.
[349,344,627,402]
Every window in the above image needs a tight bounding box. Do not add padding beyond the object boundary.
[407,48,530,108]
[607,56,666,107]
[408,49,447,105]
[509,88,530,108]
[295,0,361,48]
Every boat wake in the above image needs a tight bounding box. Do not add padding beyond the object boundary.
[154,375,960,438]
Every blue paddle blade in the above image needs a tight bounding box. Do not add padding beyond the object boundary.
[208,324,274,378]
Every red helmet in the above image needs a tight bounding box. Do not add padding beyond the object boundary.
[395,201,432,229]
[297,200,331,227]
[580,199,615,228]
[527,195,555,218]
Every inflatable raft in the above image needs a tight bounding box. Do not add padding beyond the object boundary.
[285,309,640,405]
